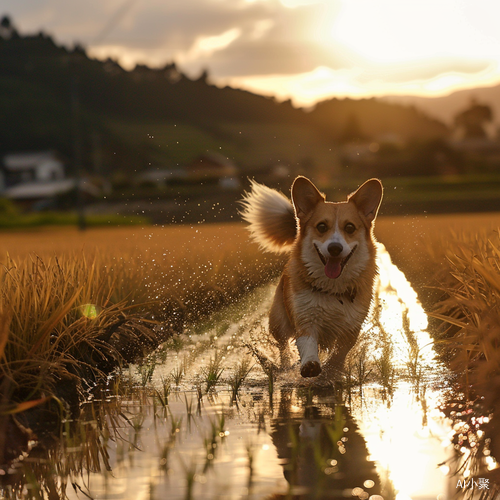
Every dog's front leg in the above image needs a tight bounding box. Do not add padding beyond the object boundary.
[296,335,321,377]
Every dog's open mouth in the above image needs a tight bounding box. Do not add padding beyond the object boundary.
[314,244,357,279]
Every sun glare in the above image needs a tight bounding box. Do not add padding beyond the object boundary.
[350,244,450,499]
[355,386,450,499]
[224,61,500,108]
[87,0,500,105]
[227,0,500,105]
[330,0,499,64]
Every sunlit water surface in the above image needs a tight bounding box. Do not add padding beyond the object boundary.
[61,244,458,500]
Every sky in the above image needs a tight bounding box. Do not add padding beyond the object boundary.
[4,0,500,107]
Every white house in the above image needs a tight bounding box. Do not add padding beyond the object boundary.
[2,151,65,189]
[1,151,99,207]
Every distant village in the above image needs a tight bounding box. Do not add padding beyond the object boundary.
[2,98,500,214]
[2,17,500,219]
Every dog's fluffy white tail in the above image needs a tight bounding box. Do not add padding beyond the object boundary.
[240,180,297,253]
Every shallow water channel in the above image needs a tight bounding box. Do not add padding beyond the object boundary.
[6,245,494,500]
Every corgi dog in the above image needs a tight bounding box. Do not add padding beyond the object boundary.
[241,176,383,378]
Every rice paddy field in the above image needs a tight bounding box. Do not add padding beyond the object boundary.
[1,213,500,500]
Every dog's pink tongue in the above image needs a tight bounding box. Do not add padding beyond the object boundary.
[325,258,342,279]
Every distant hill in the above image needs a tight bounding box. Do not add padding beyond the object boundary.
[310,97,447,142]
[0,17,449,178]
[383,83,500,132]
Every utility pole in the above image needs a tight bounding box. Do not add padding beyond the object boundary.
[71,73,86,231]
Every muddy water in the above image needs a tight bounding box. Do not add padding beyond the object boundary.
[40,244,462,500]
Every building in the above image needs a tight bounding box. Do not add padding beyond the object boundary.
[185,152,238,183]
[1,151,99,209]
[1,150,65,189]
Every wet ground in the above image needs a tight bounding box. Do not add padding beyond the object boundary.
[2,245,493,500]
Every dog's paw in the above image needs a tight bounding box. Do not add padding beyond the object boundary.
[300,361,322,378]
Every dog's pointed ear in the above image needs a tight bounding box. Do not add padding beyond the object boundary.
[291,176,325,222]
[348,178,383,225]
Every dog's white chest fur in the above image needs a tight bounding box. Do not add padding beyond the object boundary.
[292,289,367,347]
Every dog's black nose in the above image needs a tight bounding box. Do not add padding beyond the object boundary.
[328,242,343,257]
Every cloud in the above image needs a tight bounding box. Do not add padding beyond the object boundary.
[3,0,500,103]
[91,0,348,77]
[2,0,349,76]
[355,58,493,86]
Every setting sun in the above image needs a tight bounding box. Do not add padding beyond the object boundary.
[6,0,500,106]
[223,0,500,105]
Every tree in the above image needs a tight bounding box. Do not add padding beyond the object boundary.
[0,16,18,39]
[454,98,493,139]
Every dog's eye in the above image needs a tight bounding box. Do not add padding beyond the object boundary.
[345,223,356,234]
[316,222,328,233]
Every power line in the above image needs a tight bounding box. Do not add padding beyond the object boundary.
[92,0,137,45]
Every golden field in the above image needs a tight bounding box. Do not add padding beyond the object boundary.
[1,214,500,482]
[1,214,500,323]
[377,212,500,482]
[2,213,500,317]
[0,222,285,421]
[376,212,500,306]
[0,213,499,403]
[2,212,500,271]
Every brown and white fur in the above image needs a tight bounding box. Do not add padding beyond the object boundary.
[240,176,383,378]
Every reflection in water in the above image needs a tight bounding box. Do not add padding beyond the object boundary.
[266,244,452,500]
[348,244,451,500]
[351,385,450,500]
[269,389,383,500]
[0,244,488,499]
[371,243,436,369]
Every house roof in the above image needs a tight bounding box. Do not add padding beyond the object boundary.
[3,151,62,171]
[3,179,99,199]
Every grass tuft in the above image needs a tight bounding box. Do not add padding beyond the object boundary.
[201,351,225,393]
[228,357,254,401]
[430,228,500,485]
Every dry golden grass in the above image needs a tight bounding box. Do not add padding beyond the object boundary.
[429,229,500,395]
[0,255,157,401]
[0,223,285,411]
[0,222,266,260]
[416,224,500,484]
[375,212,500,308]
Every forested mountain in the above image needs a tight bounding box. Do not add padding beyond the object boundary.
[0,17,448,176]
